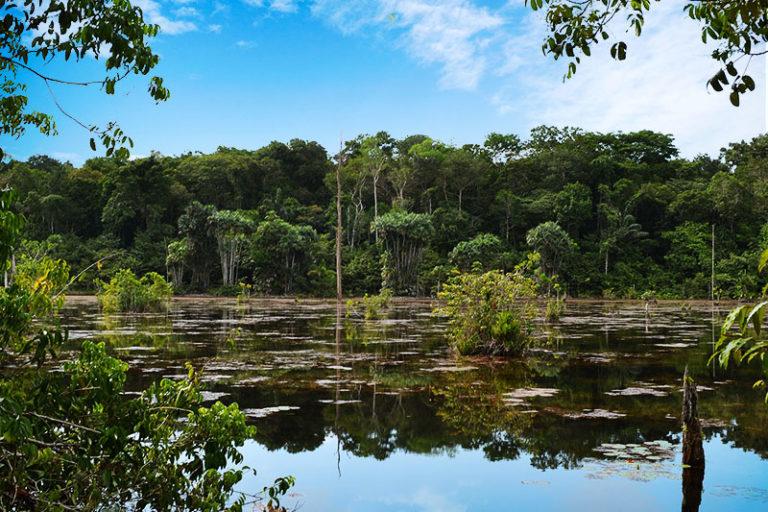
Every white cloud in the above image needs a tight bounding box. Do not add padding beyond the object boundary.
[311,0,504,90]
[51,152,82,163]
[133,0,197,34]
[237,0,765,155]
[236,40,257,48]
[209,24,223,33]
[271,0,298,12]
[495,2,766,156]
[244,0,298,13]
[174,6,202,18]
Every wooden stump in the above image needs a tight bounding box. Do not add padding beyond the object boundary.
[681,365,705,512]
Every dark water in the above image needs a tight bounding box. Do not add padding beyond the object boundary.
[60,297,768,511]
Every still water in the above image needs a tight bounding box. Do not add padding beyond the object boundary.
[60,297,768,511]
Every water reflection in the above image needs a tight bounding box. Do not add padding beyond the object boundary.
[59,297,768,510]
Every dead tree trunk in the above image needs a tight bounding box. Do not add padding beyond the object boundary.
[681,365,705,512]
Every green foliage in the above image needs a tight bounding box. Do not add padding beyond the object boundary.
[528,0,763,105]
[3,128,768,300]
[436,267,538,356]
[449,233,502,271]
[0,190,293,510]
[372,210,434,294]
[97,269,172,313]
[545,297,566,322]
[712,248,768,402]
[0,0,168,160]
[526,221,575,285]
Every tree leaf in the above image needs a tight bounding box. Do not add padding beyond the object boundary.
[729,90,739,106]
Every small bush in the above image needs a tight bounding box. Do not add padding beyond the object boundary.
[345,288,393,319]
[436,268,537,356]
[545,297,566,322]
[97,269,172,312]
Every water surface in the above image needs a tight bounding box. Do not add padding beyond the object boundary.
[60,298,768,511]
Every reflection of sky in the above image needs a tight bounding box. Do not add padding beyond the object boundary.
[241,435,768,512]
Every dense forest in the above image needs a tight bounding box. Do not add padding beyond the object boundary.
[2,126,767,299]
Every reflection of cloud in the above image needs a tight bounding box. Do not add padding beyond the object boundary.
[381,488,467,512]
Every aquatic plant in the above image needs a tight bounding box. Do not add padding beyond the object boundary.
[0,189,293,511]
[436,267,537,356]
[545,297,566,322]
[97,269,173,312]
[346,288,392,320]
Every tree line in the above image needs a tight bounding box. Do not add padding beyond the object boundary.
[2,127,767,299]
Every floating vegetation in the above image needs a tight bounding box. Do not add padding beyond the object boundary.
[232,376,270,386]
[593,440,675,461]
[604,386,669,397]
[421,365,478,372]
[582,461,679,482]
[711,485,768,502]
[502,388,559,408]
[200,391,231,402]
[241,406,301,418]
[564,408,626,419]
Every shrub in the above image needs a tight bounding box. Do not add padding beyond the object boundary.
[545,297,566,322]
[97,269,173,312]
[436,268,537,356]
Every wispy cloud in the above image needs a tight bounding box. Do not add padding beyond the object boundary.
[209,24,223,33]
[244,0,298,12]
[133,0,197,34]
[236,40,257,48]
[311,0,504,90]
[495,2,766,156]
[174,6,202,18]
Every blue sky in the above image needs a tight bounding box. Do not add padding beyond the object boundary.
[3,0,766,165]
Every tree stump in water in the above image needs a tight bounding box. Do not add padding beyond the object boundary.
[682,365,705,512]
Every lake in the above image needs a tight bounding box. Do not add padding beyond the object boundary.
[60,297,768,512]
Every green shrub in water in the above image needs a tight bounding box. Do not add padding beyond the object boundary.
[545,297,566,322]
[97,269,173,312]
[436,268,537,356]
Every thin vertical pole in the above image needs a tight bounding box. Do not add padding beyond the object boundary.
[711,223,715,301]
[336,133,343,302]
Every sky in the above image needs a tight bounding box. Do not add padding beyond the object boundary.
[3,0,767,166]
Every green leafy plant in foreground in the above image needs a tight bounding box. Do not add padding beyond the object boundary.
[0,189,293,510]
[436,265,538,356]
[712,248,768,402]
[96,268,173,312]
